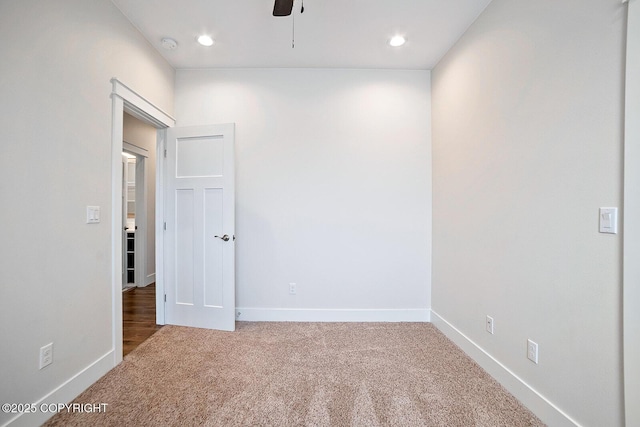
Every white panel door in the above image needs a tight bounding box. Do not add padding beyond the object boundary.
[164,124,235,331]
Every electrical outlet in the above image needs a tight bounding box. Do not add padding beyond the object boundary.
[486,316,494,334]
[527,339,539,364]
[289,283,296,295]
[39,343,53,369]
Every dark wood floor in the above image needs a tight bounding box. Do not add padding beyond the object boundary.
[123,283,162,356]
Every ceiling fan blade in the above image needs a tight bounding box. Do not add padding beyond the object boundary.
[273,0,294,16]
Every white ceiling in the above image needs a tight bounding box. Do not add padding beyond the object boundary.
[111,0,492,70]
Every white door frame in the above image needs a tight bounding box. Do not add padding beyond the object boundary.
[123,142,149,288]
[624,0,640,425]
[110,78,175,364]
[134,151,147,288]
[121,153,128,287]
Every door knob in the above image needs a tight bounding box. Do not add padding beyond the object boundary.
[215,234,230,241]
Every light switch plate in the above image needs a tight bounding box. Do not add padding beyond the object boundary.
[599,207,617,234]
[87,206,100,224]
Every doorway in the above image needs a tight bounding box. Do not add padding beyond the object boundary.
[122,151,137,290]
[111,79,236,360]
[120,114,159,355]
[110,78,175,364]
[121,126,153,292]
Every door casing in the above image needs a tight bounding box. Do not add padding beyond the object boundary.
[122,143,149,289]
[110,78,175,364]
[623,1,640,424]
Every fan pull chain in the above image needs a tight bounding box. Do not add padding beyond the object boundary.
[292,6,295,48]
[291,0,303,49]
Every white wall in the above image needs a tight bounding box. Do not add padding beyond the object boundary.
[431,0,625,426]
[0,1,174,425]
[175,69,431,320]
[123,113,157,285]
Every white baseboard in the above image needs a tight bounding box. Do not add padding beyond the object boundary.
[3,351,114,427]
[235,307,430,322]
[430,310,580,427]
[146,273,155,285]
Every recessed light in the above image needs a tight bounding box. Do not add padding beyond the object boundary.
[161,37,178,50]
[197,35,215,47]
[389,35,406,47]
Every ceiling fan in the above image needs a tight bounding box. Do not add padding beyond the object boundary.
[273,0,304,16]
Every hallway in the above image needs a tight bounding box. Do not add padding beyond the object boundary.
[123,284,162,356]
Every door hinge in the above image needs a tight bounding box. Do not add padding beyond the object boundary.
[164,149,167,158]
[163,222,167,231]
[164,294,167,302]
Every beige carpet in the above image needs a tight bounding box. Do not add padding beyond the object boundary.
[44,322,544,426]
